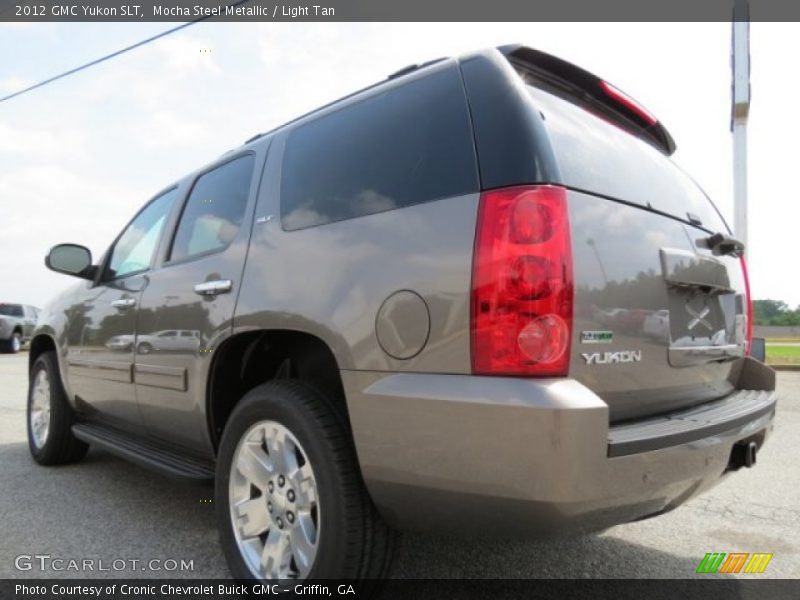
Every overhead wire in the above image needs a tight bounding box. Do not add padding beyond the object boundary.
[0,0,252,104]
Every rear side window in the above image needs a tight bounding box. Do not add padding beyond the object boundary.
[280,67,478,231]
[170,155,255,262]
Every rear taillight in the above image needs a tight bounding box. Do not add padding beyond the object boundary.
[471,185,574,377]
[740,255,753,356]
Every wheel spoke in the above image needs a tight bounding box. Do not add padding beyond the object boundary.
[265,426,292,473]
[289,521,316,577]
[237,444,274,490]
[289,463,317,507]
[234,497,270,539]
[260,527,292,578]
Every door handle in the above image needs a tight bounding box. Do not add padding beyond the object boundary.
[111,298,137,309]
[194,279,233,296]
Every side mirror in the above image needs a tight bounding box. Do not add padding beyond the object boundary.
[45,244,96,280]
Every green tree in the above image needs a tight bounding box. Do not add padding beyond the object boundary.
[753,299,789,325]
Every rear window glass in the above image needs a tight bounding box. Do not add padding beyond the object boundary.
[0,304,23,317]
[526,85,729,233]
[280,67,478,231]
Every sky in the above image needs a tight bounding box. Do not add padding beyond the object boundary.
[0,22,798,309]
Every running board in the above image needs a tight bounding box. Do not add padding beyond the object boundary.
[72,423,214,482]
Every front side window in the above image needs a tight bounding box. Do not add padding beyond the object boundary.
[170,155,255,263]
[107,188,179,280]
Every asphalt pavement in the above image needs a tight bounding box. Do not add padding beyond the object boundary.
[0,352,797,579]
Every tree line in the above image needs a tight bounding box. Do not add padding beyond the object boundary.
[754,299,800,326]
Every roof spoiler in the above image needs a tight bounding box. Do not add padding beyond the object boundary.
[498,44,676,156]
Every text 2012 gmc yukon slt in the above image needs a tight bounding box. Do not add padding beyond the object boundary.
[28,45,777,581]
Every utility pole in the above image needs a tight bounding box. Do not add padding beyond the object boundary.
[732,0,751,251]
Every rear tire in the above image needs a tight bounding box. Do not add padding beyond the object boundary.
[27,351,88,465]
[216,380,396,582]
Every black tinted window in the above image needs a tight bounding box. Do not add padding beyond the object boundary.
[0,304,23,317]
[526,85,729,233]
[171,155,255,262]
[281,68,478,231]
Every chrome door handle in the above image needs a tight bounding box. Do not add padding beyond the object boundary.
[194,279,233,296]
[111,298,136,309]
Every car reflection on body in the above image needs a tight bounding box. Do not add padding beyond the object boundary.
[105,334,135,351]
[105,330,201,354]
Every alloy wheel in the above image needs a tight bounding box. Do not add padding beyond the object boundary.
[229,420,320,580]
[30,368,51,449]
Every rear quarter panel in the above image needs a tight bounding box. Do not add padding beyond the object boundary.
[233,133,479,374]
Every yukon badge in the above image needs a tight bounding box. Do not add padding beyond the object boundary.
[582,350,643,365]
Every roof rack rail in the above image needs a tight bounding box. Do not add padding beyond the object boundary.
[387,58,446,80]
[388,64,419,79]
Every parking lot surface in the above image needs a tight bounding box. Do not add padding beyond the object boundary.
[0,352,797,579]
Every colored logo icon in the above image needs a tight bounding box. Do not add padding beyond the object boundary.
[696,552,773,574]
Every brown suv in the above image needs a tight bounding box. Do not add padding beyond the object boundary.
[28,45,777,581]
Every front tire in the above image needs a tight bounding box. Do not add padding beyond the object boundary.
[216,380,396,581]
[27,351,88,465]
[2,331,21,354]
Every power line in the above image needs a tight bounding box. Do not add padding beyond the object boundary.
[0,23,197,104]
[0,1,251,104]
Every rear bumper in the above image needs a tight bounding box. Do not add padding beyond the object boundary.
[342,358,777,535]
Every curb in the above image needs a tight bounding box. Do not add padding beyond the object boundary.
[769,364,800,372]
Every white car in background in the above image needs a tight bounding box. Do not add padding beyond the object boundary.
[105,330,201,354]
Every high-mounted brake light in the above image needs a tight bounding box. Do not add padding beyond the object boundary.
[740,255,753,356]
[471,185,574,377]
[599,80,658,127]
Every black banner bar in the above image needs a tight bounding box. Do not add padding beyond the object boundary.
[1,0,799,23]
[2,579,800,600]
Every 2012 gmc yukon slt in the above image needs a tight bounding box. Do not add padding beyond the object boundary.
[27,45,777,581]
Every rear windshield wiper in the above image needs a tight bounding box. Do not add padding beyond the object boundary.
[697,232,745,258]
